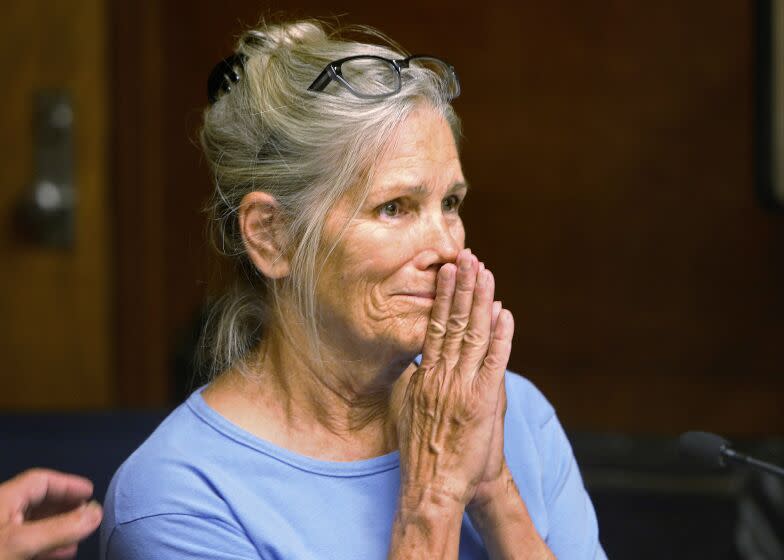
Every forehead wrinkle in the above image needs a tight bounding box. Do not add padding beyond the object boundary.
[370,179,468,204]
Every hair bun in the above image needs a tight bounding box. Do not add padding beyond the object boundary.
[242,21,325,50]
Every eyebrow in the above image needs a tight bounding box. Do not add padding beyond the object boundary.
[374,180,470,199]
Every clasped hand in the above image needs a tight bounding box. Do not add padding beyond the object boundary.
[397,249,513,511]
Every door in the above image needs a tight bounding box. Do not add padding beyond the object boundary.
[0,1,111,409]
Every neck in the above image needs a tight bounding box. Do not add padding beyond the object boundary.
[204,317,416,461]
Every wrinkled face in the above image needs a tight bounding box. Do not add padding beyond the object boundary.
[316,105,466,359]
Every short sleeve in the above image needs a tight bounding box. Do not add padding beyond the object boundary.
[103,513,260,560]
[538,411,607,560]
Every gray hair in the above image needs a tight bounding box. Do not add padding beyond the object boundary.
[197,19,461,380]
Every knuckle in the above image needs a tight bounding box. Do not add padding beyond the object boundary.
[22,467,44,478]
[455,282,474,296]
[427,318,447,338]
[462,328,486,349]
[413,370,436,408]
[435,290,453,303]
[446,314,469,333]
[483,351,506,371]
[21,468,48,486]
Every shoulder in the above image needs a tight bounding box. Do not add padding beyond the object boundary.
[100,391,264,558]
[101,394,248,557]
[503,370,556,430]
[102,511,257,560]
[502,369,574,470]
[102,395,230,526]
[502,372,606,557]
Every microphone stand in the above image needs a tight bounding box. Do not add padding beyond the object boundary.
[722,447,784,479]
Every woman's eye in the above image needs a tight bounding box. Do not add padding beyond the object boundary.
[380,201,402,217]
[442,195,462,212]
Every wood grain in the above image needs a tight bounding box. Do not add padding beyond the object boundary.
[0,0,111,409]
[112,1,784,433]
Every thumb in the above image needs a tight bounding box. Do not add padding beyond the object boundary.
[477,309,513,389]
[9,501,102,559]
[387,361,419,434]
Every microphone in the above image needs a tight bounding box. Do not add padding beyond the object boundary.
[678,431,784,479]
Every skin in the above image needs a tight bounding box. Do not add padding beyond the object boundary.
[204,104,554,559]
[0,469,102,560]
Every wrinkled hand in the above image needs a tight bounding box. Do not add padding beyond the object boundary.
[469,379,511,510]
[396,249,514,511]
[0,469,102,560]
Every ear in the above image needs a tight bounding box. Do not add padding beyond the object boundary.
[238,191,290,279]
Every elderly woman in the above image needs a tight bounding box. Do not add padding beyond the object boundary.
[100,20,605,560]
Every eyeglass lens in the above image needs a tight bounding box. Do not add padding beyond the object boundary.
[335,56,459,100]
[338,57,400,98]
[407,57,460,100]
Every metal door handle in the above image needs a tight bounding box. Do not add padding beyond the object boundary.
[14,91,75,249]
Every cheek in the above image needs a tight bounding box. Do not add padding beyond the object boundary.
[319,242,397,313]
[336,242,401,287]
[451,220,466,248]
[341,226,417,283]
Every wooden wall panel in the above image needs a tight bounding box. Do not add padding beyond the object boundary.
[0,0,111,409]
[111,2,169,406]
[113,1,784,434]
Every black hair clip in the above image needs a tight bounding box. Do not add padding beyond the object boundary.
[207,53,248,104]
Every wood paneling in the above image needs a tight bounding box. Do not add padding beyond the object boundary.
[113,1,784,434]
[0,0,111,409]
[111,1,170,406]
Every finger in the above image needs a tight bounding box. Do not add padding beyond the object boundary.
[458,266,495,375]
[5,469,94,513]
[495,373,508,420]
[441,250,478,362]
[489,377,508,445]
[490,301,502,333]
[37,543,78,560]
[420,263,456,368]
[9,501,102,559]
[477,309,514,388]
[389,361,418,427]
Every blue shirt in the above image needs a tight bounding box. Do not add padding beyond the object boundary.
[100,371,606,559]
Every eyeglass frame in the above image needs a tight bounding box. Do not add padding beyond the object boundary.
[307,54,461,100]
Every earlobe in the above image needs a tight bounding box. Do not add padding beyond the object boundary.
[238,191,290,279]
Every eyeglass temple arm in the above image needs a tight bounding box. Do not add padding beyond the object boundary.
[308,68,333,92]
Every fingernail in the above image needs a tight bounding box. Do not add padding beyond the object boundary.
[84,501,102,521]
[459,254,471,271]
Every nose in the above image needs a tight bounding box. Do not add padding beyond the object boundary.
[414,213,462,270]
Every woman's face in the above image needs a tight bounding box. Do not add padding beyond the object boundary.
[316,105,466,359]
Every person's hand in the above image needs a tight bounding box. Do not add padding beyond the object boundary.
[467,379,512,511]
[0,469,102,560]
[396,248,514,511]
[469,300,510,507]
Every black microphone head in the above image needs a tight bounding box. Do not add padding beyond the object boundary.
[678,431,730,468]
